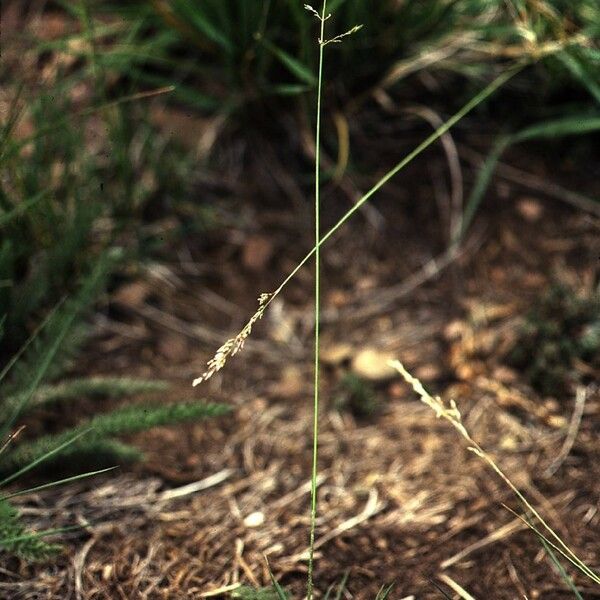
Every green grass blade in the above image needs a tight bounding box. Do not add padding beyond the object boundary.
[0,191,50,229]
[458,135,511,240]
[258,37,317,86]
[0,299,65,387]
[503,505,600,586]
[267,560,289,599]
[326,569,349,600]
[538,533,584,600]
[512,114,600,143]
[374,582,395,599]
[170,0,234,53]
[4,377,168,413]
[0,498,69,560]
[1,466,117,500]
[460,113,600,240]
[265,83,312,96]
[0,524,83,546]
[0,429,92,488]
[557,50,600,104]
[0,82,26,154]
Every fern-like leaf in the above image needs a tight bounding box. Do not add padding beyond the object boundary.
[0,401,231,475]
[0,498,61,561]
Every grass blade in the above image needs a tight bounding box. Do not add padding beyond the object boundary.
[266,559,288,599]
[374,582,395,599]
[460,113,600,240]
[258,37,317,86]
[0,191,50,229]
[0,429,92,488]
[1,466,117,500]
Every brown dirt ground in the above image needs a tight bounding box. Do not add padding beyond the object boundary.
[3,166,599,599]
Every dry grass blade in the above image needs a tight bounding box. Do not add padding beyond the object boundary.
[440,518,526,569]
[438,574,477,600]
[388,359,600,586]
[544,385,588,478]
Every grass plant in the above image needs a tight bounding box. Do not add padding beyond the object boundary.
[2,0,598,594]
[0,274,231,559]
[191,2,599,596]
[0,8,227,562]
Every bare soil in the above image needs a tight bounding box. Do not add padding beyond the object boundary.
[4,160,599,599]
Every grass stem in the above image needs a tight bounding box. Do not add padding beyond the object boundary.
[307,3,327,597]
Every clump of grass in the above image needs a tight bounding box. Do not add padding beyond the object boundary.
[0,9,233,560]
[0,12,194,356]
[0,427,114,561]
[507,285,600,396]
[108,0,600,129]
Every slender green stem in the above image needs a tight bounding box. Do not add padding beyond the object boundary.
[307,3,327,598]
[263,62,524,311]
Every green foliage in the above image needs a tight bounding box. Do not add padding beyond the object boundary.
[0,498,61,561]
[3,377,169,416]
[268,563,290,600]
[335,373,380,418]
[233,586,289,600]
[0,285,231,561]
[374,582,395,600]
[459,114,600,240]
[0,252,121,442]
[102,1,599,119]
[0,28,193,356]
[0,18,216,564]
[0,401,231,476]
[323,569,349,600]
[3,251,120,407]
[507,285,600,396]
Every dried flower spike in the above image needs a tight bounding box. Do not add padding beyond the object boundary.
[192,293,272,386]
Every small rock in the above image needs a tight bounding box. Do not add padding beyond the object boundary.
[387,381,405,399]
[321,343,354,366]
[326,289,350,308]
[415,364,442,381]
[272,366,304,398]
[547,415,567,429]
[444,319,465,341]
[351,347,397,381]
[492,365,518,383]
[499,435,519,451]
[243,511,265,528]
